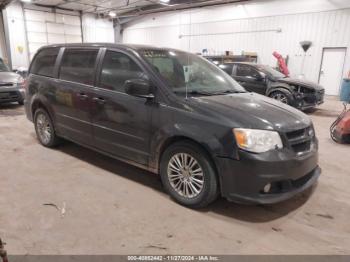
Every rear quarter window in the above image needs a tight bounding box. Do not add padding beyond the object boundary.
[219,64,234,75]
[30,48,60,77]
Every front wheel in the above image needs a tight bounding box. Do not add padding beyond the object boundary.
[160,141,219,208]
[269,89,293,105]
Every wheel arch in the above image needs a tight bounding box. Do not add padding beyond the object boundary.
[266,84,293,96]
[30,96,56,123]
[31,100,45,118]
[157,136,221,192]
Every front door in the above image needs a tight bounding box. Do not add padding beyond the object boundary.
[91,49,152,165]
[319,48,346,96]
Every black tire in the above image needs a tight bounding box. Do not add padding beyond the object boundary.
[269,88,293,105]
[34,108,61,147]
[160,141,219,208]
[18,100,24,105]
[303,107,317,114]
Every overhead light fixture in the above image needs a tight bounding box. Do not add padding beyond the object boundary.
[159,0,170,6]
[21,0,32,3]
[109,11,117,18]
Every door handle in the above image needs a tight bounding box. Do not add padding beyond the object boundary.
[77,93,88,100]
[92,97,106,105]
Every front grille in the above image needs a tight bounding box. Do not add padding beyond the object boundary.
[0,91,19,100]
[260,169,315,194]
[299,86,315,94]
[0,82,14,87]
[286,126,314,153]
[291,171,314,188]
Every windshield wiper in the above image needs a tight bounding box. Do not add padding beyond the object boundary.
[211,90,246,95]
[174,90,216,96]
[174,90,246,96]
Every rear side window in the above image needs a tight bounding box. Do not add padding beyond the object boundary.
[99,50,146,92]
[59,49,98,85]
[236,64,260,78]
[31,48,59,77]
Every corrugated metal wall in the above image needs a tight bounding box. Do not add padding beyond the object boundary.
[123,8,350,84]
[24,9,82,59]
[82,14,115,43]
[3,2,114,69]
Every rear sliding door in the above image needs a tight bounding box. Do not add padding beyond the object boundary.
[53,48,99,146]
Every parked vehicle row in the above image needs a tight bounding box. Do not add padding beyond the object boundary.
[218,62,325,110]
[25,44,320,208]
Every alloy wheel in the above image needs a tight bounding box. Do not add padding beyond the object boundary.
[36,113,52,144]
[167,153,204,198]
[271,93,288,104]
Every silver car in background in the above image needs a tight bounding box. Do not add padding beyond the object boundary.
[0,58,25,105]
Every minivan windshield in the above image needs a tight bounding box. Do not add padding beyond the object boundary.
[140,49,246,95]
[257,65,286,79]
[0,58,10,72]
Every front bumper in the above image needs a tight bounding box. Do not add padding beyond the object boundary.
[0,87,25,104]
[294,90,325,110]
[216,148,320,204]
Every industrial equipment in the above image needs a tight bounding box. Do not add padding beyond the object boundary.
[273,51,289,76]
[330,78,350,143]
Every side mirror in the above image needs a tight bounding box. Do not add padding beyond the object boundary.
[124,79,154,99]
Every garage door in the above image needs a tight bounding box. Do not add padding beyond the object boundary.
[24,9,82,59]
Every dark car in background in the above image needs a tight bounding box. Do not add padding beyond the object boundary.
[219,62,325,110]
[25,44,320,208]
[0,58,25,105]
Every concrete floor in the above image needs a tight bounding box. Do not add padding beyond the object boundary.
[0,97,350,255]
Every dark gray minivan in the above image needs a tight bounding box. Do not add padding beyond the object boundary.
[25,43,320,208]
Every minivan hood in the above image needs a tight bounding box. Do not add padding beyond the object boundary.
[0,72,21,84]
[278,77,324,91]
[190,92,311,132]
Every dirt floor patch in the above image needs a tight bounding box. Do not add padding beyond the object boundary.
[0,104,24,117]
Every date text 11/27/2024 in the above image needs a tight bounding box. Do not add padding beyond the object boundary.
[127,256,219,261]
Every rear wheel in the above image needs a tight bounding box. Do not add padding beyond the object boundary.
[160,141,218,208]
[34,108,60,147]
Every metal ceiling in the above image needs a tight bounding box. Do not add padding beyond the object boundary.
[0,0,12,9]
[5,0,248,19]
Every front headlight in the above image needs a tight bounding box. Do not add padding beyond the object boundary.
[17,76,25,90]
[233,128,283,153]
